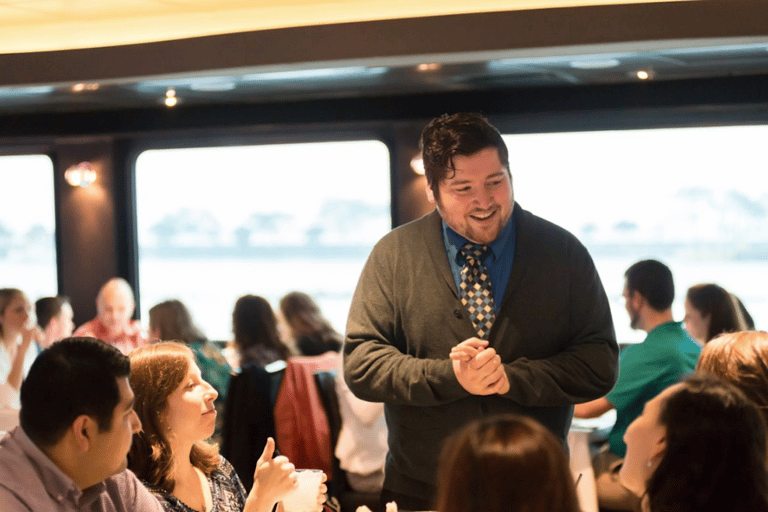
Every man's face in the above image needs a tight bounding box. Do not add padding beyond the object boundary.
[54,303,75,341]
[88,377,141,483]
[427,147,514,245]
[623,282,642,330]
[98,287,134,335]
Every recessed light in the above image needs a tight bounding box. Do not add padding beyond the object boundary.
[417,63,441,72]
[636,70,651,80]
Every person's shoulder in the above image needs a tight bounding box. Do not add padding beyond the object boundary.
[376,210,439,245]
[104,469,166,511]
[72,317,101,336]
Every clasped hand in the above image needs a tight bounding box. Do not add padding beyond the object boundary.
[450,338,510,395]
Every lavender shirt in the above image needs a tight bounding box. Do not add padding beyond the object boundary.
[0,426,164,512]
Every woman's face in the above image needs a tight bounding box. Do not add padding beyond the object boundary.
[0,293,31,337]
[684,299,709,343]
[163,357,218,445]
[619,384,677,497]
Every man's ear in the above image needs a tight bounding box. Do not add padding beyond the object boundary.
[425,183,436,204]
[70,415,97,453]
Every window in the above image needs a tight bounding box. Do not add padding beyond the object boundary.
[503,126,768,342]
[0,155,58,301]
[135,140,391,340]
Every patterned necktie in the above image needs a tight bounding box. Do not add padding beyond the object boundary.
[459,243,496,339]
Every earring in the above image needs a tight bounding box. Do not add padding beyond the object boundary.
[647,460,653,468]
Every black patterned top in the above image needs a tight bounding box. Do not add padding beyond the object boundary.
[145,457,248,512]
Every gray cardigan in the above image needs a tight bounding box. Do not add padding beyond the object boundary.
[344,205,618,500]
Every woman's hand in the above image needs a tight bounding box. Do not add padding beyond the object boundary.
[245,438,298,512]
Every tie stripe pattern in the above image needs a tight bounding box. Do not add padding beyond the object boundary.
[458,243,496,339]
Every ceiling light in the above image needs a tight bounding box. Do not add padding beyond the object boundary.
[72,83,100,92]
[164,88,178,107]
[410,155,425,175]
[417,63,441,72]
[64,162,96,187]
[636,70,651,80]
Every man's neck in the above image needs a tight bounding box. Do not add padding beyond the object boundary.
[42,442,94,491]
[642,309,675,333]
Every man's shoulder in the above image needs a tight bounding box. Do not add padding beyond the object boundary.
[104,469,164,511]
[72,317,103,337]
[368,210,440,256]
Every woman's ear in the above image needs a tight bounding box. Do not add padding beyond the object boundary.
[649,434,667,465]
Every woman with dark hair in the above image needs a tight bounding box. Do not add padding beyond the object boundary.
[0,288,38,408]
[620,374,768,512]
[149,299,231,408]
[233,295,291,367]
[697,330,768,439]
[279,291,342,356]
[433,414,580,512]
[128,342,325,512]
[684,283,753,343]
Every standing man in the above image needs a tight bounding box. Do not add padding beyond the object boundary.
[74,278,146,354]
[344,113,619,509]
[0,337,163,511]
[575,259,701,511]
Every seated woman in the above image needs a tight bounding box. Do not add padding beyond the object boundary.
[148,299,232,409]
[696,330,768,438]
[620,374,768,512]
[279,292,342,356]
[128,342,326,512]
[233,295,291,368]
[434,414,580,512]
[684,283,753,343]
[0,288,39,409]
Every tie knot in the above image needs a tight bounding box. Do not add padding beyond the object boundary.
[460,243,490,264]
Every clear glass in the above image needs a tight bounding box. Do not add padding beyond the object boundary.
[0,155,58,302]
[503,125,768,343]
[135,140,391,341]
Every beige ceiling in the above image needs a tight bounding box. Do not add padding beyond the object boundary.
[0,0,687,54]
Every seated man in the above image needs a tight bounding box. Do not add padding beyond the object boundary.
[0,337,163,511]
[74,278,146,354]
[34,295,75,352]
[574,259,701,511]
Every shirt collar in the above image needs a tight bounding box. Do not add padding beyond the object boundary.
[443,213,514,264]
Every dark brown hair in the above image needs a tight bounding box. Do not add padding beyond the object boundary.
[420,113,510,199]
[647,375,768,512]
[127,342,219,493]
[279,291,342,355]
[149,299,207,343]
[687,284,752,342]
[35,295,70,330]
[434,414,579,512]
[233,295,290,361]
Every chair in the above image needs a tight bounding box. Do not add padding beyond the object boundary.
[221,362,284,492]
[314,370,380,512]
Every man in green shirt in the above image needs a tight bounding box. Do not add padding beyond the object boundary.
[575,259,701,511]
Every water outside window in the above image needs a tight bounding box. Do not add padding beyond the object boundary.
[503,125,768,343]
[0,155,58,302]
[135,140,391,341]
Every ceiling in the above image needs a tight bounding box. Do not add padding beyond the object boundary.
[0,1,767,116]
[0,0,683,54]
